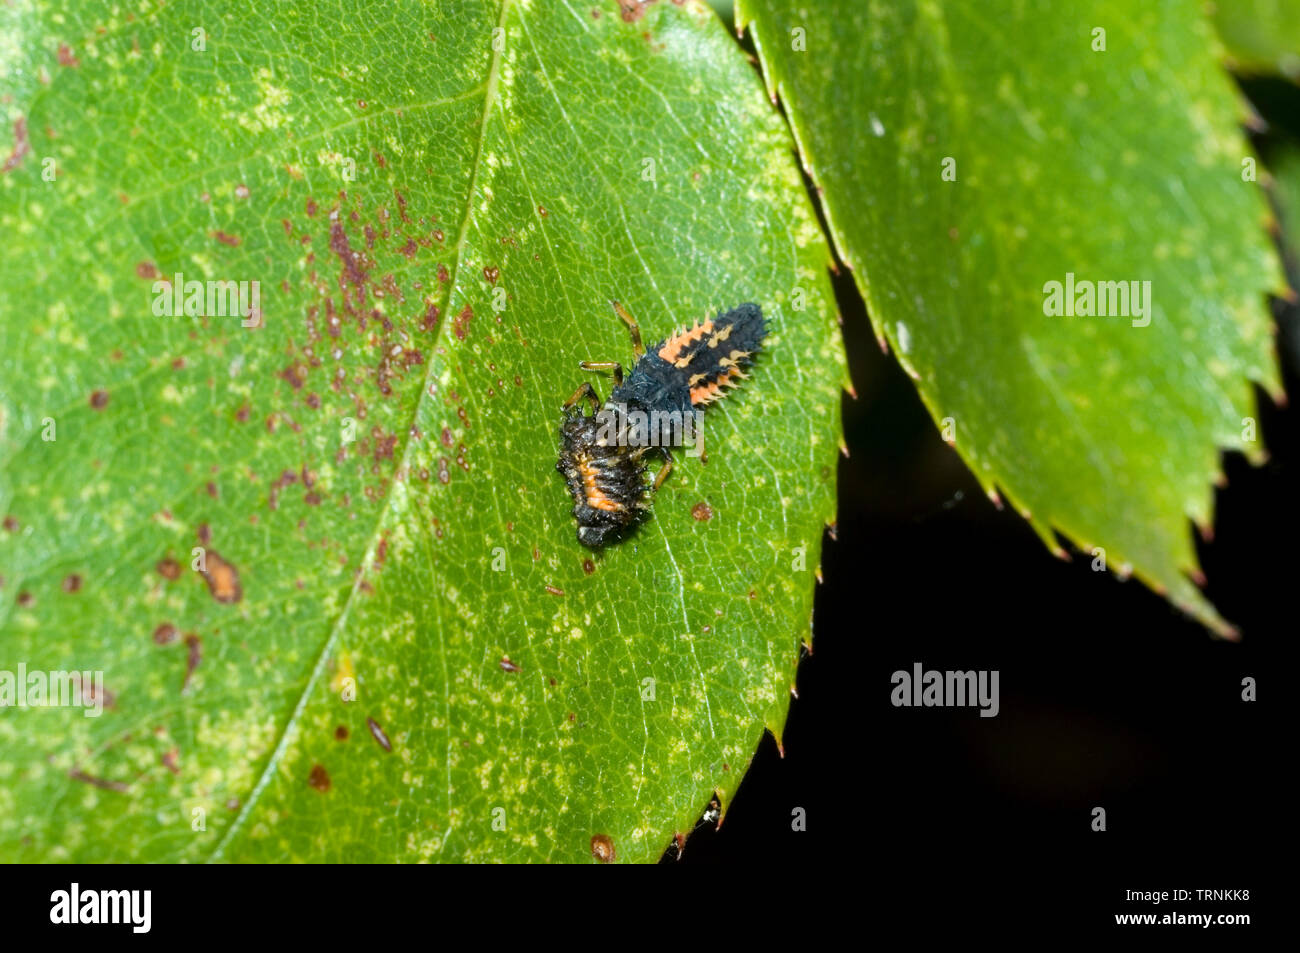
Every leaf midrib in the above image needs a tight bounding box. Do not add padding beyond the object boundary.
[207,0,514,862]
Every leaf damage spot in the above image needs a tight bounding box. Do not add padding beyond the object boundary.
[453,305,473,340]
[2,117,30,173]
[308,764,332,792]
[69,769,128,793]
[329,209,371,305]
[182,633,202,690]
[199,549,243,604]
[590,833,616,862]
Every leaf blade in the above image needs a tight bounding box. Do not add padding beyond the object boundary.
[0,0,843,862]
[738,0,1283,633]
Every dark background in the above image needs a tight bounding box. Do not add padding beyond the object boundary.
[673,75,1296,917]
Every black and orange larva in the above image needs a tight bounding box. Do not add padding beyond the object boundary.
[556,300,766,548]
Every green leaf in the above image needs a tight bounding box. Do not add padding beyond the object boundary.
[1269,146,1300,269]
[0,0,843,862]
[738,0,1284,634]
[1212,0,1300,80]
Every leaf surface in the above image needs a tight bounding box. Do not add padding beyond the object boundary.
[738,0,1284,632]
[1212,0,1300,80]
[0,0,843,862]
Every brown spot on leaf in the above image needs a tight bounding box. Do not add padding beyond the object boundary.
[16,591,33,608]
[152,622,178,645]
[691,501,713,521]
[211,230,241,247]
[69,769,128,793]
[89,390,109,410]
[335,725,349,741]
[453,304,473,339]
[2,515,17,532]
[199,550,242,604]
[76,676,113,707]
[279,363,306,389]
[136,261,160,280]
[156,558,181,580]
[2,116,30,173]
[162,748,180,774]
[329,212,370,301]
[582,559,595,575]
[182,633,202,689]
[483,266,500,284]
[56,44,80,67]
[308,764,331,791]
[619,0,659,21]
[590,834,616,862]
[61,574,82,593]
